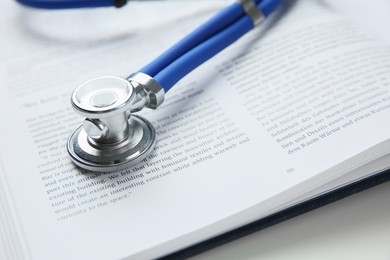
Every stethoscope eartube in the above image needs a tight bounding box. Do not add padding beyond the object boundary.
[67,73,164,172]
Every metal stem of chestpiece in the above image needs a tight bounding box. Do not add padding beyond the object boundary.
[67,73,165,172]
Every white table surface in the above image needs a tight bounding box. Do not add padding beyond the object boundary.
[193,180,390,260]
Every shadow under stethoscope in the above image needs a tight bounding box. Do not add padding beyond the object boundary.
[16,1,226,46]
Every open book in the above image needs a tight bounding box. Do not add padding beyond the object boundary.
[1,0,389,259]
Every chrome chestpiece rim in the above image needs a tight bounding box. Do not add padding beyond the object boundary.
[67,75,163,172]
[71,76,134,117]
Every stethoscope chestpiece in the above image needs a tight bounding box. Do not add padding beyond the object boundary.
[67,74,164,172]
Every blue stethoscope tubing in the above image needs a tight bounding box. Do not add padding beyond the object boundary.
[146,0,283,91]
[15,0,116,9]
[17,0,283,91]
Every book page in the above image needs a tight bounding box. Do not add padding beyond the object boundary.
[0,0,389,259]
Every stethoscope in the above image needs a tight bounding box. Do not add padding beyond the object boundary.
[17,0,283,172]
